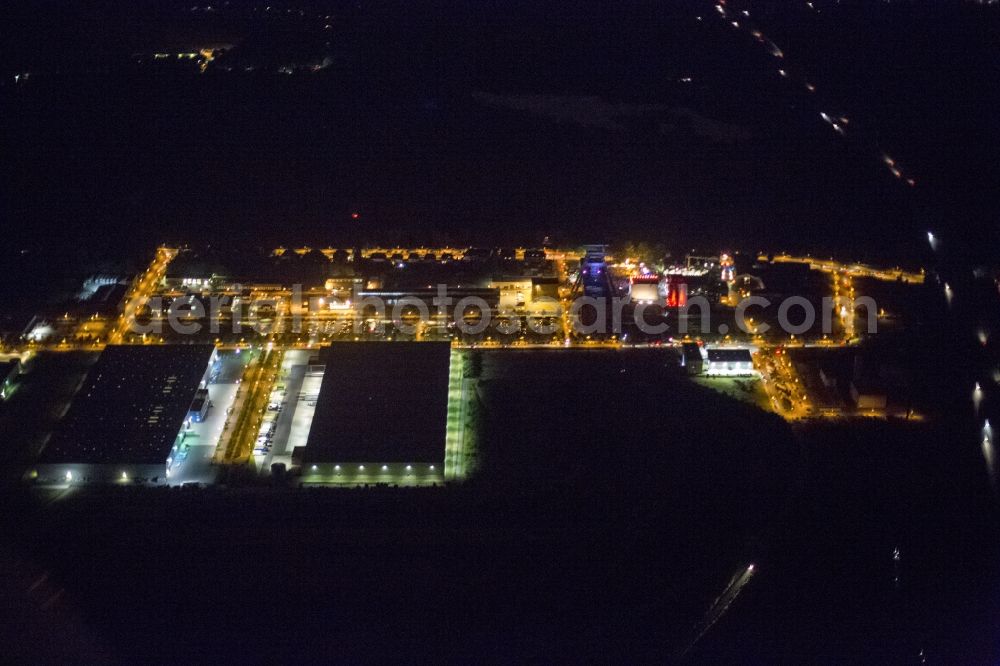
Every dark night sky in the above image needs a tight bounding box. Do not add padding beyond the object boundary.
[2,0,998,270]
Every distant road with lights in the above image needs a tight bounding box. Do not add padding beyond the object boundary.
[763,254,924,284]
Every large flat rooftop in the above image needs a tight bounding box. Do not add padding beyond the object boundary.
[303,342,452,464]
[41,344,216,465]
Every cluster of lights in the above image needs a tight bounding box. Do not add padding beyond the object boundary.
[882,154,916,187]
[307,464,437,474]
[709,3,918,189]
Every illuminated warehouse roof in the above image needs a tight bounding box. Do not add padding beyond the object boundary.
[303,342,452,464]
[705,348,755,377]
[706,348,753,364]
[41,345,216,465]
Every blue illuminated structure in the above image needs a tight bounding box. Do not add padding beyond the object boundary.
[572,244,618,299]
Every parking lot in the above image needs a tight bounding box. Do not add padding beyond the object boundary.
[167,351,249,485]
[253,350,310,472]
